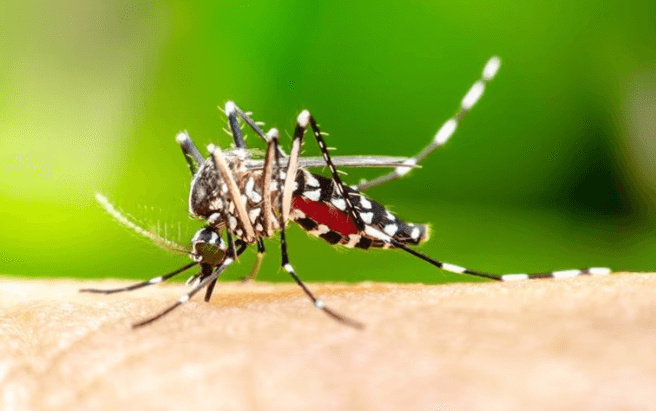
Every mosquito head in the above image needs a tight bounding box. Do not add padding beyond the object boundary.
[191,226,227,266]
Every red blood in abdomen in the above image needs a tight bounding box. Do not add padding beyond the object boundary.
[292,196,359,236]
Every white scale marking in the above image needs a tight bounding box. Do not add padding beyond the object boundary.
[179,295,190,303]
[228,216,237,230]
[225,100,237,115]
[360,212,374,224]
[210,198,223,210]
[284,263,295,273]
[552,269,582,279]
[249,208,261,223]
[359,197,372,210]
[395,158,417,177]
[304,190,321,201]
[297,110,310,128]
[249,190,262,203]
[305,172,320,188]
[149,276,163,284]
[501,274,529,281]
[434,118,457,145]
[589,267,611,275]
[245,177,255,195]
[442,263,466,274]
[411,227,420,240]
[364,225,392,241]
[483,56,501,81]
[332,198,346,210]
[462,81,485,110]
[208,213,222,225]
[383,224,398,236]
[315,299,325,309]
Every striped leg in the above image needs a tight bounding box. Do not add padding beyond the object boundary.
[203,232,246,302]
[79,261,198,294]
[132,259,234,328]
[292,110,366,231]
[208,143,257,243]
[392,240,611,281]
[272,135,364,329]
[356,56,502,191]
[133,239,248,328]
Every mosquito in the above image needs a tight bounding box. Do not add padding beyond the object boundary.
[81,56,611,329]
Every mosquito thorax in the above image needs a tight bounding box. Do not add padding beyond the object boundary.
[189,159,223,219]
[191,227,227,266]
[188,149,251,220]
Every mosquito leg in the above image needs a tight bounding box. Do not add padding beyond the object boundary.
[356,56,502,191]
[242,239,266,282]
[261,130,278,237]
[80,261,198,294]
[208,143,257,243]
[389,239,611,282]
[272,135,364,329]
[224,101,247,148]
[203,232,246,302]
[133,239,249,327]
[292,110,366,231]
[132,260,233,328]
[176,131,205,175]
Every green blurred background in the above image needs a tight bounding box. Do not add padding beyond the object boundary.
[1,0,655,284]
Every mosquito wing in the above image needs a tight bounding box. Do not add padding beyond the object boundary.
[244,156,420,170]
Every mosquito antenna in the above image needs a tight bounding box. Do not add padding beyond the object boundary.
[95,193,190,255]
[80,261,198,294]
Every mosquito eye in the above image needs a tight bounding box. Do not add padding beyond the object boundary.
[193,242,226,266]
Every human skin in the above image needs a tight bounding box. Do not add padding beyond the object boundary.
[1,274,655,411]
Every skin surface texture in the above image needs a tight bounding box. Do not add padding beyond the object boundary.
[1,273,655,411]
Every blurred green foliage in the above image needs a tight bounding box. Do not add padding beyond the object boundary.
[1,0,655,283]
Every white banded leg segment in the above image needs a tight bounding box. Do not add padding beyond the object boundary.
[551,269,582,279]
[80,261,198,294]
[303,112,366,231]
[589,267,611,275]
[132,257,236,328]
[208,144,256,242]
[441,263,467,274]
[356,56,502,191]
[392,241,611,283]
[500,274,529,282]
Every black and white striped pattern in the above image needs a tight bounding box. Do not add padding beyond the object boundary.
[393,240,611,282]
[356,56,502,191]
[87,55,613,330]
[291,169,428,249]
